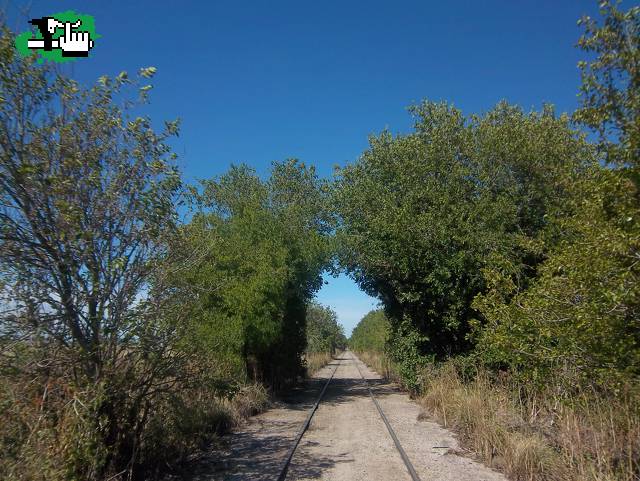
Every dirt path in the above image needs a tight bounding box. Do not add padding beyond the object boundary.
[188,351,507,481]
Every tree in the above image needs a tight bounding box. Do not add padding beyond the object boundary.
[169,160,333,389]
[475,1,640,388]
[334,100,591,377]
[574,1,640,168]
[0,27,182,478]
[349,309,389,353]
[306,302,346,355]
[474,167,640,386]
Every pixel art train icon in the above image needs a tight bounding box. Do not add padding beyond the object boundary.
[28,16,94,57]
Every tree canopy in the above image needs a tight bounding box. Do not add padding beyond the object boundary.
[334,101,592,379]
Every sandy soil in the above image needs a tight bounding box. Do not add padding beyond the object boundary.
[183,351,507,481]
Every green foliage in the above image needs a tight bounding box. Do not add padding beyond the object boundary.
[334,99,591,388]
[343,5,640,479]
[2,2,640,479]
[474,1,640,390]
[349,309,389,353]
[0,23,332,477]
[350,310,426,391]
[306,302,347,354]
[0,24,188,480]
[169,160,332,389]
[475,167,640,387]
[385,317,431,392]
[574,1,640,167]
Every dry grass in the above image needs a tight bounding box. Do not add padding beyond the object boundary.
[353,352,639,481]
[0,378,270,481]
[354,350,402,384]
[146,382,270,465]
[225,383,270,422]
[304,351,334,376]
[419,362,640,481]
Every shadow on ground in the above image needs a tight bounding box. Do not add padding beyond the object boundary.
[167,355,399,480]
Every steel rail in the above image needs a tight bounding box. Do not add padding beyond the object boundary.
[276,356,341,481]
[351,351,423,481]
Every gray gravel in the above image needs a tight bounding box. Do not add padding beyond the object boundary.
[186,351,507,481]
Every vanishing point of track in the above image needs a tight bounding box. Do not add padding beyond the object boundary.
[276,351,422,481]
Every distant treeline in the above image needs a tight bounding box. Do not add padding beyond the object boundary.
[349,310,389,353]
[305,302,347,373]
[306,302,347,356]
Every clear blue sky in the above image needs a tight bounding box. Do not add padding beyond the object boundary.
[8,0,603,335]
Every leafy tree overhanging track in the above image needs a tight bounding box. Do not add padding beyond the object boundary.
[276,351,422,481]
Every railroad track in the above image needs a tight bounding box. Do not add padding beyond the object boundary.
[276,351,422,481]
